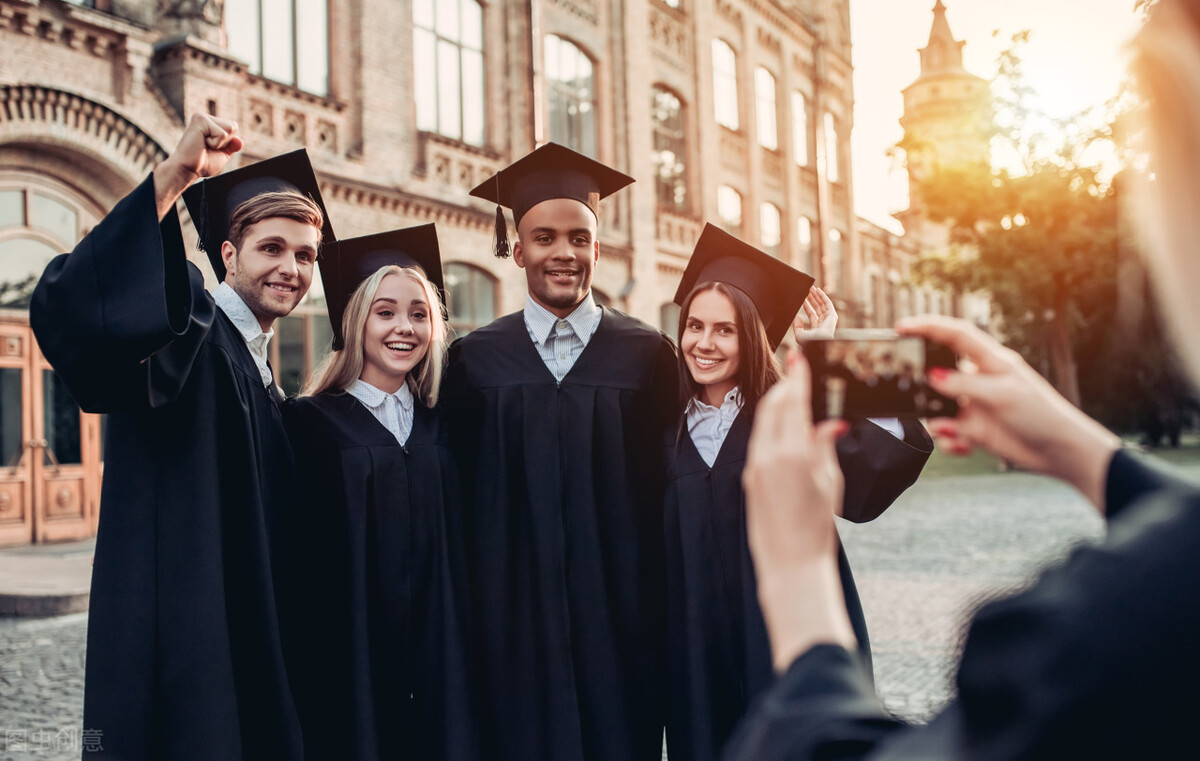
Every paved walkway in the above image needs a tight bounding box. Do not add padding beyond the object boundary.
[0,541,92,618]
[0,469,1165,758]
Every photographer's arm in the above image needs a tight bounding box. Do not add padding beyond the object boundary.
[744,354,858,670]
[896,316,1121,513]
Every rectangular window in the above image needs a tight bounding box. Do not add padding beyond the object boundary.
[824,112,841,184]
[415,0,486,147]
[226,0,329,97]
[791,91,809,166]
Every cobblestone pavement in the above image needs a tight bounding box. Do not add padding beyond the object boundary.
[0,614,87,760]
[2,468,1187,758]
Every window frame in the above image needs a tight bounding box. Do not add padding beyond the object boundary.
[544,34,598,157]
[413,0,486,147]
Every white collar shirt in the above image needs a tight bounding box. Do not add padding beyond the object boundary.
[523,293,602,382]
[213,282,275,388]
[686,388,745,467]
[347,379,415,445]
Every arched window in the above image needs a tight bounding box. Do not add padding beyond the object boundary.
[651,86,688,211]
[545,35,596,156]
[755,67,778,150]
[0,181,95,308]
[712,39,739,131]
[759,202,781,250]
[413,0,485,146]
[791,91,810,166]
[445,262,497,333]
[716,185,742,234]
[225,0,330,96]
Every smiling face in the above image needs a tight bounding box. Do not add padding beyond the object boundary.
[358,273,432,394]
[221,217,320,331]
[681,288,742,407]
[513,197,599,318]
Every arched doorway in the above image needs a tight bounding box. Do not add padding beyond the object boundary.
[0,86,163,545]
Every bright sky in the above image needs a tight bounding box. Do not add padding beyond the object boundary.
[850,0,1144,233]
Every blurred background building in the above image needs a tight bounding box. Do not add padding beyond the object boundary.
[0,0,974,545]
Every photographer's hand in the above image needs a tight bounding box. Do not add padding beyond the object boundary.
[897,316,1121,512]
[744,352,857,671]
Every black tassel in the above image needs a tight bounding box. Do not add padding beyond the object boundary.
[493,204,511,259]
[196,183,209,253]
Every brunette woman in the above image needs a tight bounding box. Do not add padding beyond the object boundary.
[664,224,933,761]
[279,225,476,761]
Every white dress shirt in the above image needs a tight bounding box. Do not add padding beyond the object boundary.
[213,282,275,388]
[347,379,415,445]
[686,388,745,467]
[523,293,602,382]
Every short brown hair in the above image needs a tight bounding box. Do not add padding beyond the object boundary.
[227,190,324,253]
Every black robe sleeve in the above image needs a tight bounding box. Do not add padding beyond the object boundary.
[30,175,215,412]
[837,418,933,524]
[724,449,1200,761]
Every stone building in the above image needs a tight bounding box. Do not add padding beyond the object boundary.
[0,0,936,545]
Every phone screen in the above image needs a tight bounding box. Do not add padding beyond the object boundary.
[802,331,958,420]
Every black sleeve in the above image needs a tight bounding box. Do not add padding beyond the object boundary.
[722,645,910,761]
[1104,447,1196,520]
[837,417,933,524]
[29,174,213,412]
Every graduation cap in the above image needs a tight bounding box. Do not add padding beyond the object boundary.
[469,142,634,258]
[182,148,335,282]
[674,223,816,349]
[323,223,443,351]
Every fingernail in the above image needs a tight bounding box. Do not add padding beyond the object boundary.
[929,367,948,382]
[836,420,851,437]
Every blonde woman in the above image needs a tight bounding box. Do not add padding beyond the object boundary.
[280,225,477,761]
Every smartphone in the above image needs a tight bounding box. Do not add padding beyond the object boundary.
[802,330,958,420]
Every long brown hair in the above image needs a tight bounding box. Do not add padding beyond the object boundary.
[302,265,449,406]
[676,281,782,413]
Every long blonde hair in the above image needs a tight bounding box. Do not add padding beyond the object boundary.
[302,265,449,406]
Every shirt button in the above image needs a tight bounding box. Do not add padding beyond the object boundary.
[558,353,567,359]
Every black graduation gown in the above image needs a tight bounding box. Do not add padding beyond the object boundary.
[279,392,478,761]
[722,448,1200,761]
[664,413,933,761]
[29,176,302,759]
[441,309,680,761]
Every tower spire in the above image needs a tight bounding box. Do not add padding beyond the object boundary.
[919,1,965,74]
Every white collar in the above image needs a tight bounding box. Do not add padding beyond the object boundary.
[523,293,602,345]
[348,378,414,411]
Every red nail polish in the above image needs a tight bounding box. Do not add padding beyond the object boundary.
[929,367,948,382]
